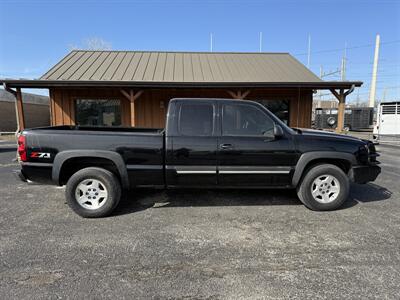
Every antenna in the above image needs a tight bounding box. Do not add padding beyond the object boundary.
[210,33,213,52]
[259,32,263,52]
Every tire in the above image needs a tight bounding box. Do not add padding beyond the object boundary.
[327,117,336,127]
[297,164,349,211]
[65,167,121,218]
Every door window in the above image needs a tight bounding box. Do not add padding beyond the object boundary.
[222,104,274,137]
[178,103,214,136]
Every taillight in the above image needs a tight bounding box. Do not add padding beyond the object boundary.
[17,135,27,162]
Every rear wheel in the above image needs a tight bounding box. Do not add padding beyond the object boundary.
[65,167,121,218]
[297,164,349,211]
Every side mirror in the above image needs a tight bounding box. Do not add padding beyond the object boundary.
[274,124,284,138]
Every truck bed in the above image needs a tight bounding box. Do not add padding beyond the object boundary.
[21,125,165,186]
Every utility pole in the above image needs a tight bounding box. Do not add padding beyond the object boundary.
[318,65,323,101]
[210,33,213,52]
[382,87,387,102]
[259,32,263,52]
[369,34,380,107]
[341,42,347,81]
[307,34,311,69]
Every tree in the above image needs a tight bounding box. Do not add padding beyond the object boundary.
[68,37,112,51]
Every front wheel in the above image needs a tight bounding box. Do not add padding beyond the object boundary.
[65,167,121,218]
[297,164,350,211]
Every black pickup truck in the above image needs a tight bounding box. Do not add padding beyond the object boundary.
[16,98,381,217]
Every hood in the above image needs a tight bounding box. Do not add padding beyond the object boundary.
[294,128,365,143]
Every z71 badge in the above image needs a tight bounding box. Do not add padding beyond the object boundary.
[30,152,51,159]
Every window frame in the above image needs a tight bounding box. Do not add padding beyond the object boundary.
[220,102,276,138]
[177,102,216,136]
[74,98,122,127]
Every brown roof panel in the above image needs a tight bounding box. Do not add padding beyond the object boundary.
[59,51,94,80]
[153,52,167,81]
[163,52,175,82]
[122,52,142,81]
[79,51,109,80]
[132,52,150,81]
[102,52,126,80]
[113,52,135,80]
[89,52,117,80]
[69,51,102,80]
[183,53,194,82]
[39,50,327,84]
[143,52,159,81]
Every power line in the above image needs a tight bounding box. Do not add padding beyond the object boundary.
[294,39,400,56]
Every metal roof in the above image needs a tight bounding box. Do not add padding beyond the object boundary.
[41,50,323,83]
[1,50,363,89]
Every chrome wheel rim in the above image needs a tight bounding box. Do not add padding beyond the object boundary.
[75,179,108,210]
[311,174,340,204]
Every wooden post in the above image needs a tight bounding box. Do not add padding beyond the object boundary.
[129,89,136,126]
[15,88,26,131]
[330,88,345,133]
[120,89,143,127]
[337,92,346,133]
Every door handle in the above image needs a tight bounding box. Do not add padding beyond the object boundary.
[220,143,233,150]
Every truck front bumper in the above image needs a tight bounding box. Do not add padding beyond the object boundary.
[349,165,381,184]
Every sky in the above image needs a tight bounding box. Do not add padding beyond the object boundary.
[0,0,399,102]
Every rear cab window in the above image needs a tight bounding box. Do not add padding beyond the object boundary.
[178,103,215,136]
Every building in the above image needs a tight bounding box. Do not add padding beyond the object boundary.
[0,89,49,132]
[1,50,362,131]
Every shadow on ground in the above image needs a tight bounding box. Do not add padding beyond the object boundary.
[0,147,17,153]
[345,182,392,207]
[113,182,392,216]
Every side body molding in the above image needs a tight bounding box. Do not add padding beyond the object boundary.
[292,151,357,186]
[52,150,129,189]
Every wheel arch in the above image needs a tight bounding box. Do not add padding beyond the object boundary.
[292,151,356,187]
[52,150,129,189]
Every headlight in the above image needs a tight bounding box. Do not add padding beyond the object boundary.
[357,145,369,164]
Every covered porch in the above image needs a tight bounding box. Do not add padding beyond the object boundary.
[2,79,361,133]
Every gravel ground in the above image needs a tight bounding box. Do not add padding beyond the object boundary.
[0,141,399,299]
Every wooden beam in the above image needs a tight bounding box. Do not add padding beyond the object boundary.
[120,89,143,127]
[227,90,251,99]
[329,88,341,101]
[120,89,130,100]
[227,90,238,98]
[15,88,26,131]
[241,90,251,99]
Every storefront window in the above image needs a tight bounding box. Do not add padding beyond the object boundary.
[75,99,121,126]
[255,100,290,124]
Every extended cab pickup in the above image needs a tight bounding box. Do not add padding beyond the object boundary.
[16,98,381,217]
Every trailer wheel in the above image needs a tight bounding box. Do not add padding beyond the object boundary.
[297,164,349,211]
[65,167,121,218]
[327,117,336,127]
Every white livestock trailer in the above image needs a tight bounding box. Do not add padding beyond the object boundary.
[374,101,400,142]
